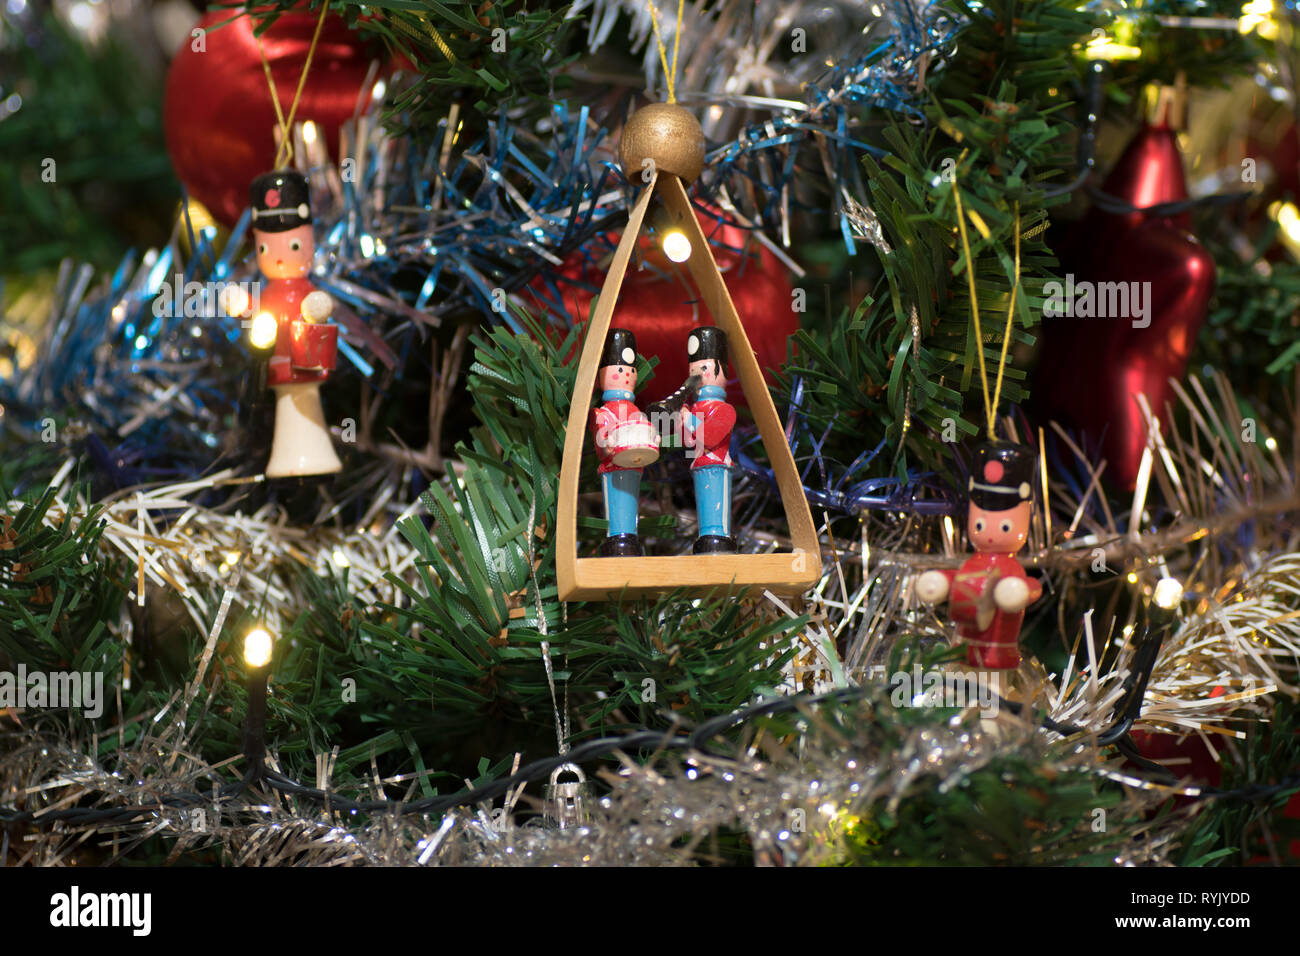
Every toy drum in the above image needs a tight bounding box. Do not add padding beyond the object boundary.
[607,420,660,468]
[950,564,999,631]
[290,321,338,371]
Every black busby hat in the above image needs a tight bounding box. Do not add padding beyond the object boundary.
[601,328,638,368]
[250,170,312,233]
[687,326,727,365]
[968,440,1036,511]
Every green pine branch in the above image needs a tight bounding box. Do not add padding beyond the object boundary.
[0,11,175,274]
[231,0,581,130]
[0,488,126,678]
[780,0,1092,477]
[1177,697,1300,866]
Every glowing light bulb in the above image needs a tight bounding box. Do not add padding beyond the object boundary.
[1270,201,1300,262]
[1273,201,1300,240]
[661,229,692,263]
[1153,578,1183,611]
[244,627,274,668]
[249,312,278,349]
[1082,33,1142,61]
[1240,0,1279,39]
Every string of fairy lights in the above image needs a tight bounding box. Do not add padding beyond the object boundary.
[4,573,1299,832]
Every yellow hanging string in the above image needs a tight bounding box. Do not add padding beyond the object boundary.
[670,0,685,92]
[645,0,684,102]
[254,2,332,169]
[276,3,331,167]
[989,201,1022,437]
[389,15,456,66]
[256,41,289,152]
[950,167,994,439]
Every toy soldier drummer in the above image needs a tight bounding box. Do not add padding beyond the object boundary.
[916,440,1043,670]
[590,328,659,556]
[247,170,342,478]
[682,326,737,553]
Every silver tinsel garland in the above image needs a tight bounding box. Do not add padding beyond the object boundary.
[3,681,1180,866]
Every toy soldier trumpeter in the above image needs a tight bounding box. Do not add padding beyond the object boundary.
[682,326,737,553]
[916,441,1043,669]
[590,328,659,556]
[248,170,342,478]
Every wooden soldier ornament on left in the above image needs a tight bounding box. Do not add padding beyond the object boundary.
[916,441,1043,670]
[248,170,342,478]
[590,328,659,556]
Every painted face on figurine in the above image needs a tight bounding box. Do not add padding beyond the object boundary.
[689,359,726,388]
[968,501,1032,554]
[255,225,314,279]
[598,362,637,392]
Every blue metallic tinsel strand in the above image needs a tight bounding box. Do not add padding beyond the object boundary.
[0,1,958,515]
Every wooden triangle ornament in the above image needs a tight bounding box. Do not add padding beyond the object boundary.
[556,170,822,601]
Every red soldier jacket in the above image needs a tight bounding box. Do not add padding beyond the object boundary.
[590,396,650,474]
[939,551,1042,670]
[260,277,338,387]
[683,392,736,469]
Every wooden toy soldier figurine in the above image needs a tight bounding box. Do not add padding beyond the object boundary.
[916,441,1043,669]
[248,170,342,478]
[590,328,659,556]
[683,326,737,553]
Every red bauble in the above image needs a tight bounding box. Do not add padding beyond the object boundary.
[543,212,798,404]
[164,7,384,226]
[1034,123,1216,489]
[1129,728,1223,789]
[1101,123,1193,230]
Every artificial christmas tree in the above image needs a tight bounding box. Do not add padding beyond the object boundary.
[1,0,1299,875]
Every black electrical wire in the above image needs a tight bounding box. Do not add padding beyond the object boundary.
[3,657,1297,828]
[1043,64,1104,200]
[0,765,261,826]
[1086,186,1253,218]
[1042,62,1255,218]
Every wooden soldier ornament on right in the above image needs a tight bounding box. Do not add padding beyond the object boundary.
[916,441,1043,670]
[681,327,737,553]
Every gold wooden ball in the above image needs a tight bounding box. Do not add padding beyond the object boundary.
[618,103,706,185]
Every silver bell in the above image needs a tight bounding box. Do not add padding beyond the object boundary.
[544,763,591,829]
